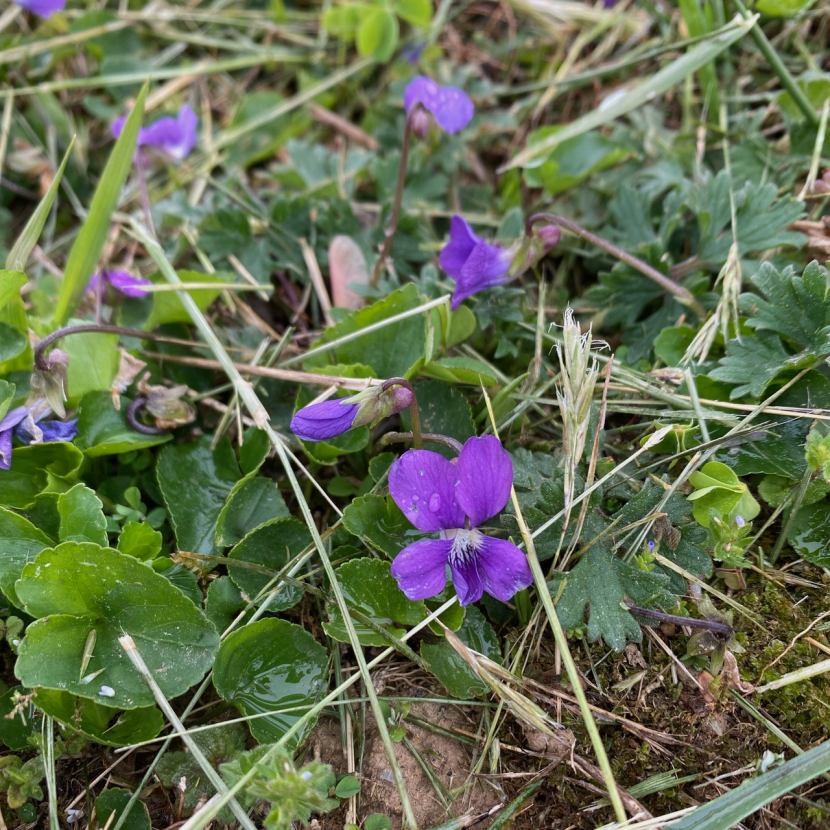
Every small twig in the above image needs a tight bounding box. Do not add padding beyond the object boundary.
[308,102,379,150]
[300,237,334,326]
[369,102,425,287]
[526,212,708,319]
[624,601,733,638]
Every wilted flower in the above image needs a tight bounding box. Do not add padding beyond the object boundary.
[439,216,560,309]
[1,400,79,469]
[87,270,152,298]
[112,105,198,162]
[137,373,196,430]
[16,416,78,446]
[13,0,65,18]
[291,384,414,442]
[404,77,474,135]
[389,435,533,606]
[30,347,69,419]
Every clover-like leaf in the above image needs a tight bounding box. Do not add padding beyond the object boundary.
[213,618,328,745]
[15,543,219,709]
[688,461,760,527]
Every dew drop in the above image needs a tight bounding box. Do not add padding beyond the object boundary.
[429,493,441,512]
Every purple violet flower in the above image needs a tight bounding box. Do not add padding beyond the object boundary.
[389,435,533,606]
[16,417,78,445]
[404,77,474,135]
[647,540,655,554]
[291,385,414,443]
[87,270,152,298]
[401,43,425,66]
[13,0,65,18]
[440,216,513,310]
[735,515,745,527]
[112,105,198,162]
[0,407,29,471]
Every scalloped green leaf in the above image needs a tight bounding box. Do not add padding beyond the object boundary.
[213,618,328,745]
[15,543,219,709]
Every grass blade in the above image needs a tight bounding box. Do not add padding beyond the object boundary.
[501,16,756,172]
[6,136,75,272]
[672,738,830,830]
[53,81,148,326]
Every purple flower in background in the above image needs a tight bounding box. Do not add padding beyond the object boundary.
[112,105,198,162]
[389,435,533,606]
[87,270,152,298]
[440,216,513,310]
[735,515,745,527]
[13,0,65,18]
[647,540,655,554]
[291,385,414,442]
[404,77,474,135]
[0,407,28,470]
[401,43,425,65]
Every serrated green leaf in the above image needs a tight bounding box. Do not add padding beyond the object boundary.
[54,83,148,325]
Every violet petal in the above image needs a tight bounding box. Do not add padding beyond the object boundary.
[15,0,65,18]
[390,538,451,601]
[38,418,79,443]
[431,86,475,134]
[389,449,465,533]
[450,241,511,310]
[106,270,152,297]
[439,216,479,281]
[0,430,12,470]
[290,398,359,442]
[449,554,484,606]
[475,536,533,602]
[456,435,513,527]
[0,406,28,434]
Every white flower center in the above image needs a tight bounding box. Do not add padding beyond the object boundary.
[441,528,483,566]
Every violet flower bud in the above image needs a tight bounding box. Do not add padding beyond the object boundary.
[290,384,414,443]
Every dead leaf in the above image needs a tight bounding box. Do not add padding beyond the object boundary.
[329,235,369,310]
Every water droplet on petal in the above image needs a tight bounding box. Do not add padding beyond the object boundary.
[412,495,419,501]
[429,493,441,512]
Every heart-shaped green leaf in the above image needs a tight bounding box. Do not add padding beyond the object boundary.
[215,474,289,548]
[34,689,163,748]
[227,517,310,612]
[0,507,54,608]
[117,521,163,561]
[75,392,171,457]
[213,618,328,745]
[58,483,107,546]
[323,558,426,646]
[15,543,219,709]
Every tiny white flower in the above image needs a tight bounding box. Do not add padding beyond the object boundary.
[99,685,115,698]
[301,770,313,780]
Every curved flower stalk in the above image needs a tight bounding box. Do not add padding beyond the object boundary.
[440,216,560,309]
[389,435,533,606]
[112,105,198,163]
[13,0,64,18]
[291,380,415,443]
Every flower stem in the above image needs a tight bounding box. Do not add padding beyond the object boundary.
[34,323,208,371]
[135,153,156,236]
[125,396,166,435]
[624,602,733,638]
[382,377,423,449]
[526,212,708,319]
[369,103,425,288]
[377,431,463,454]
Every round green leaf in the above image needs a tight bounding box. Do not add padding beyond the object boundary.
[75,392,171,457]
[0,507,53,608]
[335,775,361,798]
[15,543,220,709]
[323,558,426,646]
[117,521,163,561]
[96,788,151,830]
[215,474,289,548]
[58,483,107,546]
[421,607,501,700]
[213,618,328,745]
[395,0,433,26]
[227,517,311,612]
[356,9,399,61]
[34,689,163,748]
